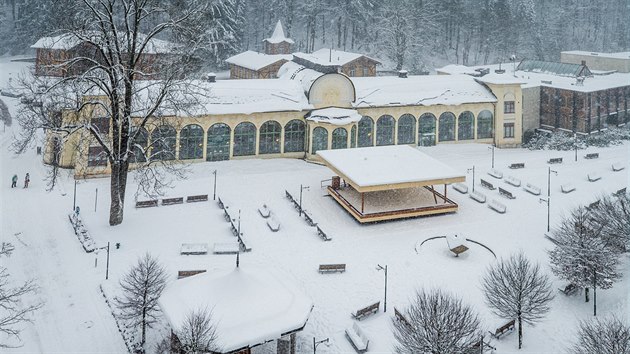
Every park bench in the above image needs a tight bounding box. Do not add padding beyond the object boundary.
[469,337,496,353]
[316,226,332,241]
[508,162,525,169]
[177,270,206,279]
[470,191,487,203]
[217,197,225,209]
[303,211,317,226]
[394,308,411,328]
[559,283,578,296]
[237,235,251,252]
[480,179,496,190]
[505,175,521,187]
[523,183,541,196]
[587,172,601,182]
[345,322,369,353]
[162,197,183,206]
[488,199,507,214]
[351,301,380,321]
[548,157,563,164]
[285,190,301,210]
[229,221,239,237]
[180,243,208,255]
[213,242,239,254]
[186,194,208,203]
[612,163,625,172]
[135,199,158,208]
[561,183,576,193]
[318,264,346,273]
[266,216,280,232]
[584,152,599,159]
[489,319,515,339]
[258,204,271,218]
[488,169,503,179]
[498,187,516,200]
[453,183,468,194]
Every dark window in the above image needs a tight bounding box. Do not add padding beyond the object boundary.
[376,115,395,146]
[477,110,494,139]
[504,101,515,114]
[88,146,107,166]
[438,112,456,142]
[129,127,148,163]
[284,120,305,153]
[332,128,348,149]
[259,120,282,154]
[358,116,374,147]
[397,114,416,144]
[312,127,328,154]
[418,113,436,146]
[207,123,230,161]
[233,122,256,156]
[504,123,515,138]
[179,124,204,160]
[150,125,176,161]
[350,125,357,148]
[91,117,110,136]
[458,111,474,140]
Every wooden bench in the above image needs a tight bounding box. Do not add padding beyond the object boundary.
[217,197,225,209]
[318,264,346,273]
[303,211,317,226]
[453,183,468,194]
[561,183,576,193]
[524,183,541,196]
[212,242,239,254]
[177,270,206,279]
[180,243,208,255]
[587,172,601,182]
[394,307,411,328]
[508,163,525,169]
[162,197,183,206]
[237,235,251,252]
[612,163,625,172]
[498,187,516,199]
[489,319,515,339]
[504,175,521,187]
[584,152,599,159]
[481,179,496,190]
[345,322,369,353]
[186,194,208,203]
[351,302,380,321]
[135,199,158,208]
[469,338,496,352]
[548,157,563,164]
[488,169,503,179]
[285,190,300,210]
[316,226,332,241]
[559,283,578,296]
[470,191,487,203]
[266,216,280,232]
[488,199,507,214]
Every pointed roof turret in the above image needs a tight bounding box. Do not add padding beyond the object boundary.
[265,20,294,44]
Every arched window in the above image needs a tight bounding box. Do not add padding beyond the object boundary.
[233,122,256,156]
[179,124,204,159]
[397,114,416,144]
[376,115,395,146]
[150,125,176,161]
[332,127,348,149]
[311,127,328,154]
[357,116,374,147]
[284,120,305,153]
[350,125,357,148]
[129,127,148,163]
[477,110,494,139]
[438,112,456,142]
[207,123,230,161]
[259,120,281,154]
[418,113,436,146]
[457,111,474,140]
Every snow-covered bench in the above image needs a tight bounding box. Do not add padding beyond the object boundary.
[186,194,208,203]
[316,226,332,241]
[498,187,516,200]
[135,199,158,208]
[318,264,346,273]
[612,162,625,172]
[489,319,515,339]
[453,183,468,194]
[480,179,496,190]
[508,162,525,169]
[180,243,208,255]
[266,216,280,232]
[470,191,487,203]
[558,283,578,296]
[351,301,380,320]
[488,199,507,214]
[177,270,206,279]
[584,152,599,159]
[162,197,183,206]
[303,211,317,227]
[213,242,239,254]
[504,175,521,187]
[523,183,541,195]
[258,204,271,218]
[488,169,503,179]
[561,183,576,193]
[587,172,601,182]
[548,157,563,164]
[345,322,369,353]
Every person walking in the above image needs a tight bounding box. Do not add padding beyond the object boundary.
[11,174,17,188]
[24,173,30,188]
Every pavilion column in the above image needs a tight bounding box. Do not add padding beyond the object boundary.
[361,192,365,213]
[444,184,448,203]
[277,333,296,354]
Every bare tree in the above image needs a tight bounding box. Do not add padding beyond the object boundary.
[174,308,219,354]
[392,288,482,354]
[482,252,554,349]
[587,193,630,253]
[116,253,167,352]
[569,317,630,354]
[0,242,43,348]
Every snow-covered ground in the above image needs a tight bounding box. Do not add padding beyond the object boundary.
[1,57,629,353]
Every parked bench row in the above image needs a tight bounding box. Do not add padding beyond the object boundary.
[216,197,251,252]
[135,194,208,208]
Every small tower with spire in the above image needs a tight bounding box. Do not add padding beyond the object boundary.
[263,20,294,55]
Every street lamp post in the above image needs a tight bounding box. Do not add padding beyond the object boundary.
[467,165,475,192]
[299,184,310,216]
[540,167,558,232]
[73,179,78,211]
[547,167,558,198]
[377,264,388,312]
[574,133,578,162]
[212,170,217,200]
[98,242,110,280]
[539,197,551,232]
[313,337,329,354]
[488,144,495,169]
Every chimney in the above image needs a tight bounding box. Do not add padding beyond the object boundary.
[206,72,216,83]
[398,70,408,78]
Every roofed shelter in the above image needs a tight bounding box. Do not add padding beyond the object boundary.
[318,145,465,223]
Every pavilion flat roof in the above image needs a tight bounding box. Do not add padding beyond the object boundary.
[317,145,465,193]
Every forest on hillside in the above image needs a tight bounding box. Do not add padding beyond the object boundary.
[1,0,629,72]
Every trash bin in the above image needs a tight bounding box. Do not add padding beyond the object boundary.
[36,146,41,155]
[332,176,340,189]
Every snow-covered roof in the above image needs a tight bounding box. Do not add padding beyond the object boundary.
[351,74,497,108]
[561,50,630,59]
[435,64,478,75]
[277,61,323,93]
[31,34,82,50]
[264,20,294,44]
[159,267,313,353]
[305,107,362,125]
[317,145,465,191]
[225,50,291,71]
[31,32,174,54]
[293,49,380,67]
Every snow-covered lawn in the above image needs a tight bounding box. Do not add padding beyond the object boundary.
[1,57,629,353]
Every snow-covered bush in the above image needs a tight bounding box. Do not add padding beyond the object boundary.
[523,126,629,150]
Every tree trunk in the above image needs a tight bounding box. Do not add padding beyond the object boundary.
[585,287,589,302]
[109,160,129,226]
[518,315,523,349]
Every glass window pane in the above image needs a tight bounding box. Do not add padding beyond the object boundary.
[311,127,328,154]
[207,123,230,161]
[477,110,494,139]
[358,116,374,147]
[259,120,281,154]
[332,128,348,149]
[350,125,357,148]
[397,114,416,144]
[418,113,436,146]
[233,122,256,156]
[438,112,456,142]
[457,111,474,140]
[130,127,148,163]
[179,124,204,160]
[150,125,176,161]
[376,115,395,146]
[284,120,305,153]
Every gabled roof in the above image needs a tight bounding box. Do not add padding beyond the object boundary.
[264,20,294,44]
[225,50,291,71]
[31,32,174,54]
[517,59,592,77]
[305,107,362,125]
[31,34,82,50]
[293,49,381,67]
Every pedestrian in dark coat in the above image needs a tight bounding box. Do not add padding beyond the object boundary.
[24,173,30,188]
[11,174,17,188]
